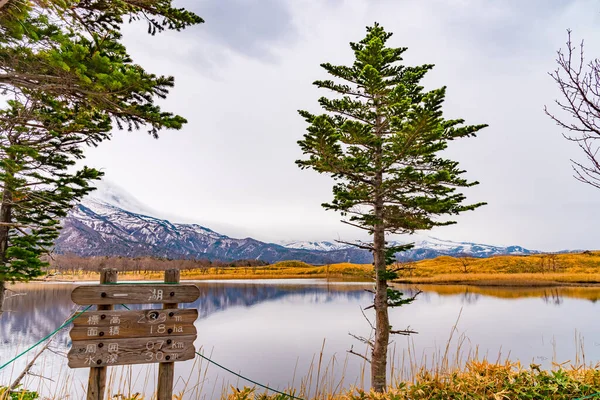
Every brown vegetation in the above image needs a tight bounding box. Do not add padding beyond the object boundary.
[42,251,600,286]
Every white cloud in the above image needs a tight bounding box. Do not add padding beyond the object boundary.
[79,0,600,251]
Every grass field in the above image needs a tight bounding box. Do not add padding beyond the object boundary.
[42,252,600,286]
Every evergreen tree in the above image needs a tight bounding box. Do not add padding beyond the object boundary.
[0,0,202,313]
[0,97,104,310]
[297,23,487,392]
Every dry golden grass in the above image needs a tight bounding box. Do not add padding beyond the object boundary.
[42,261,373,282]
[42,252,600,286]
[393,252,600,285]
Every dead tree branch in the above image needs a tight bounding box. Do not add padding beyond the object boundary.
[335,238,374,251]
[347,345,371,364]
[360,306,375,331]
[390,327,419,335]
[349,332,374,348]
[546,30,600,188]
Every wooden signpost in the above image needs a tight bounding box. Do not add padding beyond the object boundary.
[69,269,200,400]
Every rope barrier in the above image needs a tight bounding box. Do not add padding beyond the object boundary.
[1,303,303,399]
[194,350,303,400]
[0,305,92,371]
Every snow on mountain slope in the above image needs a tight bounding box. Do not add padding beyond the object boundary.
[86,180,155,217]
[56,181,540,262]
[278,240,352,252]
[278,236,538,259]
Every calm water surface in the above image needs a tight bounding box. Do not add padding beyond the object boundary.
[1,279,600,399]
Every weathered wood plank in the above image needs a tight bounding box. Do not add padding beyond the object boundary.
[158,269,180,400]
[72,309,198,327]
[68,335,196,368]
[71,284,200,305]
[70,319,196,340]
[87,268,117,400]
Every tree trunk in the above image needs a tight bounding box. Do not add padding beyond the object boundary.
[0,280,5,318]
[0,187,12,317]
[371,97,388,392]
[371,215,388,392]
[0,187,12,259]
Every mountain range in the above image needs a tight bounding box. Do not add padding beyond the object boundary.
[54,183,541,264]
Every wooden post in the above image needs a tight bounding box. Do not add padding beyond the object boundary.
[157,269,180,400]
[87,268,117,400]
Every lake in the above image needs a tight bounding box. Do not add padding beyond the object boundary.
[1,279,600,399]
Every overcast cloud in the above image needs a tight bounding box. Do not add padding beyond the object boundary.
[79,0,600,251]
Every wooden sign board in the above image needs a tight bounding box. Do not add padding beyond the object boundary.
[71,284,200,305]
[68,335,197,368]
[69,270,200,400]
[70,309,198,341]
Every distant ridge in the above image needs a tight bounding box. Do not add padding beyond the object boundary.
[54,182,541,263]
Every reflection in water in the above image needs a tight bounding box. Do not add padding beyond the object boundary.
[2,280,600,399]
[402,284,600,306]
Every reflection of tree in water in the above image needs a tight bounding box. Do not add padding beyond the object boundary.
[460,288,481,304]
[394,285,482,304]
[0,282,370,349]
[541,288,563,306]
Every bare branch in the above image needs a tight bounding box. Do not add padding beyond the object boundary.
[360,306,375,331]
[347,345,371,364]
[349,332,374,348]
[546,30,600,189]
[25,372,54,382]
[335,237,374,250]
[339,220,372,233]
[390,327,418,336]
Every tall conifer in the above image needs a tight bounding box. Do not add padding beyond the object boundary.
[297,23,487,392]
[0,0,202,313]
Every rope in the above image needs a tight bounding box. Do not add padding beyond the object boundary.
[194,351,304,400]
[1,301,303,399]
[0,305,92,371]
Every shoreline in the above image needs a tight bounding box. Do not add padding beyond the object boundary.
[32,273,600,288]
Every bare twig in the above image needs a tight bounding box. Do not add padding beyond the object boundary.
[360,306,375,331]
[25,372,54,382]
[349,332,374,348]
[347,345,371,364]
[46,347,67,357]
[390,327,418,335]
[546,30,600,189]
[335,237,374,251]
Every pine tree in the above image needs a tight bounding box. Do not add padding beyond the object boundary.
[0,97,104,308]
[0,0,202,313]
[297,23,487,392]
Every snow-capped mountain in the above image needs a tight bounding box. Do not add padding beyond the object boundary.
[278,240,352,252]
[54,181,539,263]
[56,196,333,263]
[277,237,537,260]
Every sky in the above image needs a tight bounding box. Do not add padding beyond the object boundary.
[79,0,600,252]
